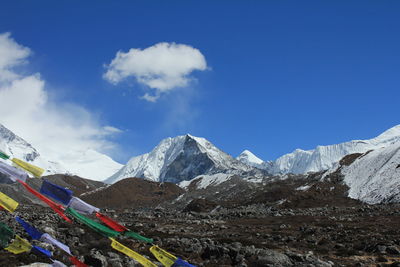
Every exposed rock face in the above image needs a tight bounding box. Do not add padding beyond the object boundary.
[106,134,256,184]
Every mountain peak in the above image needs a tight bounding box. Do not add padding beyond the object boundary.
[237,150,264,167]
[105,134,253,184]
[372,124,400,143]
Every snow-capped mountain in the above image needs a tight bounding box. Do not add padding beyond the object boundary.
[105,134,255,184]
[236,150,264,168]
[340,143,400,204]
[239,125,400,175]
[0,123,122,181]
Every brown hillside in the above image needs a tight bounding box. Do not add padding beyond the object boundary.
[80,177,184,209]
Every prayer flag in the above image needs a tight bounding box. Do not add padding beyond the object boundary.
[172,258,197,267]
[124,231,154,243]
[0,161,28,182]
[110,238,157,267]
[15,216,43,240]
[4,235,32,254]
[0,222,14,248]
[51,260,68,267]
[66,207,119,238]
[0,191,19,213]
[69,256,89,267]
[40,180,73,205]
[150,245,177,267]
[17,179,72,223]
[40,233,71,255]
[95,212,128,232]
[0,150,10,160]
[12,158,45,177]
[31,245,52,258]
[68,197,99,215]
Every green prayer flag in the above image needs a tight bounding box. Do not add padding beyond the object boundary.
[124,231,153,243]
[65,207,120,238]
[0,222,14,248]
[0,151,10,160]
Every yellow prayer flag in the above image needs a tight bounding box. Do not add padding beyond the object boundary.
[11,158,45,178]
[5,235,32,254]
[0,191,19,213]
[110,238,157,267]
[149,245,177,267]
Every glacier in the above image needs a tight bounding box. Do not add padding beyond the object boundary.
[238,125,400,175]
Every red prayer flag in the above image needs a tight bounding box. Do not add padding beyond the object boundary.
[96,212,128,232]
[70,256,89,267]
[17,179,72,223]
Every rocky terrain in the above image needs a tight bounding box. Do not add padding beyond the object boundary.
[2,200,400,266]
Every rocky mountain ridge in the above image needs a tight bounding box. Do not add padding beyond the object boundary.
[105,134,258,184]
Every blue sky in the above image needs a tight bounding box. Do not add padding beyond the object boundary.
[0,1,399,163]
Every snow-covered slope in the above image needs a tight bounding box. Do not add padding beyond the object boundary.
[236,150,264,168]
[341,144,400,204]
[105,134,254,184]
[0,123,122,180]
[242,125,400,175]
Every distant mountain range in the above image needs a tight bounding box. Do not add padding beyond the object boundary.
[0,123,122,181]
[1,121,400,205]
[236,125,400,175]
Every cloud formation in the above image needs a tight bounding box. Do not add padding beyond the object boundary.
[0,32,120,162]
[103,42,207,102]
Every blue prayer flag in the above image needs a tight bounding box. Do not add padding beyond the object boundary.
[40,180,73,205]
[32,245,52,258]
[172,258,197,267]
[15,216,43,240]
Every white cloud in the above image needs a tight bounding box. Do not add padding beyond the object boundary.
[0,32,121,162]
[103,42,207,102]
[0,32,31,82]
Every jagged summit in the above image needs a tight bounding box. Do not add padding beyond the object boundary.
[105,134,253,184]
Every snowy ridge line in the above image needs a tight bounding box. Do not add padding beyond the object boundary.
[238,125,400,175]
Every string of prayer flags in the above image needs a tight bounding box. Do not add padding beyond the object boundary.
[95,212,128,232]
[171,258,197,267]
[109,238,157,267]
[0,222,14,248]
[31,245,52,258]
[68,197,100,215]
[150,245,177,267]
[69,256,89,267]
[0,160,28,182]
[95,212,153,243]
[11,158,45,177]
[66,207,119,238]
[4,234,32,254]
[0,150,10,160]
[0,191,19,213]
[40,180,73,205]
[124,231,154,243]
[17,179,72,223]
[15,216,43,240]
[41,233,71,255]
